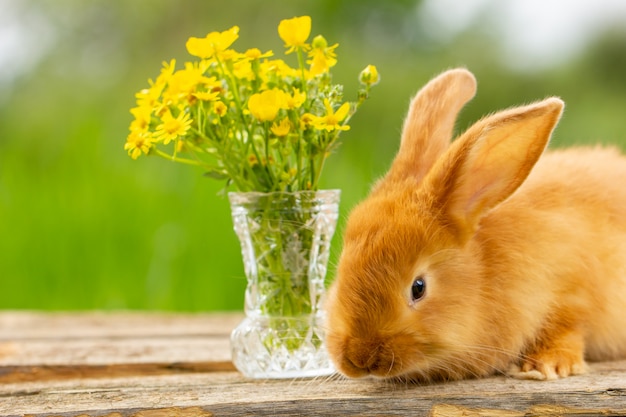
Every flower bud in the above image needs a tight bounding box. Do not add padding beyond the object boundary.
[359,64,380,86]
[311,35,328,50]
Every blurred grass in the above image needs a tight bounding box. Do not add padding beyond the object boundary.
[1,0,625,311]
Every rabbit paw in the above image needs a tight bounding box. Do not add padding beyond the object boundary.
[508,349,588,381]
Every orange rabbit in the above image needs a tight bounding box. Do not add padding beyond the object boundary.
[325,68,626,382]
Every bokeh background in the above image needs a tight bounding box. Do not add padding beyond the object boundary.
[2,0,626,311]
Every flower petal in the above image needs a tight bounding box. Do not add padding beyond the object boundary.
[278,16,311,51]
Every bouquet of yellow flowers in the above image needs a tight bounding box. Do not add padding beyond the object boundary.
[125,15,378,193]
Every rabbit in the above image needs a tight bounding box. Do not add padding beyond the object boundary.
[325,68,626,382]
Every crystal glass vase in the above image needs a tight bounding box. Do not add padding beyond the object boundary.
[228,189,340,378]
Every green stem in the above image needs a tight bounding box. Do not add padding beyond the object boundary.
[309,137,318,190]
[297,118,308,190]
[296,48,308,93]
[153,149,203,166]
[215,56,259,160]
[263,123,279,192]
[216,55,243,112]
[313,145,329,190]
[214,56,273,191]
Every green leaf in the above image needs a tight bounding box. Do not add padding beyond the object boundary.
[204,169,229,180]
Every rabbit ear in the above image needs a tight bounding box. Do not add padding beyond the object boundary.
[384,68,477,185]
[425,97,564,240]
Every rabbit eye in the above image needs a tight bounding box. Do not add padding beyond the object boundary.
[411,276,426,301]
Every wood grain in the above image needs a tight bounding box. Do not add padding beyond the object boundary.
[1,312,625,417]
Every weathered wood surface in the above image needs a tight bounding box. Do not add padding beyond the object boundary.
[1,312,625,417]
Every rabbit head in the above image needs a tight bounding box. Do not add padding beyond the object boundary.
[325,68,564,381]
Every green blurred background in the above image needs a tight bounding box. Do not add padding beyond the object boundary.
[1,0,625,311]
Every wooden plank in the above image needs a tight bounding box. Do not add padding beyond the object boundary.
[0,361,235,383]
[2,362,626,416]
[1,312,626,416]
[0,311,240,339]
[0,312,239,367]
[0,336,232,367]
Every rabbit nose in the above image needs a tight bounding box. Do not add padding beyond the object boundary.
[344,339,393,375]
[347,343,381,370]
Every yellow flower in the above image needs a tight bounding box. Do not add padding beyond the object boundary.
[137,60,175,109]
[312,100,351,132]
[129,105,153,133]
[260,59,299,80]
[248,154,259,167]
[213,101,227,117]
[193,91,220,101]
[244,48,273,60]
[192,76,223,101]
[154,110,193,144]
[164,63,212,104]
[271,118,291,137]
[218,49,242,62]
[307,35,338,76]
[233,59,254,81]
[359,64,380,86]
[154,59,176,87]
[124,131,153,159]
[285,88,306,109]
[135,84,163,110]
[186,26,239,59]
[248,89,287,122]
[278,16,311,53]
[300,113,316,129]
